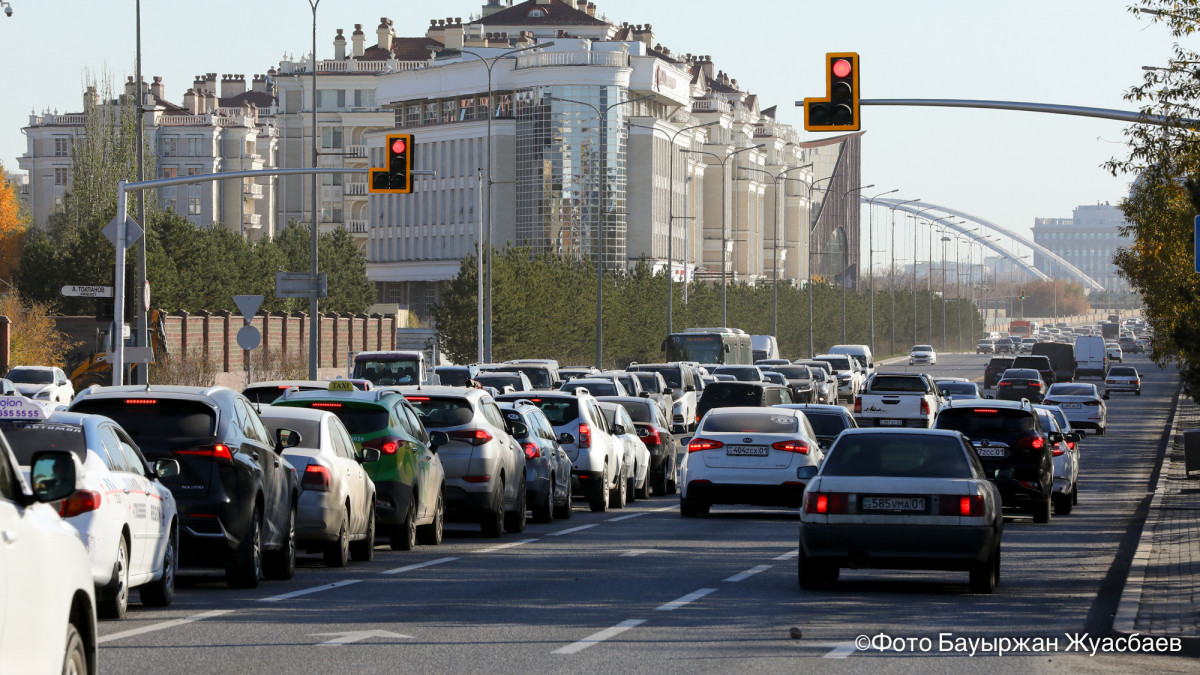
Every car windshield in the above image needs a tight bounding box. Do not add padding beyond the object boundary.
[823,433,972,478]
[938,382,978,396]
[475,373,525,390]
[935,408,1036,436]
[817,356,852,371]
[1109,367,1137,376]
[800,411,850,437]
[70,398,217,458]
[868,376,928,393]
[284,402,389,435]
[499,366,551,388]
[1048,384,1095,396]
[404,396,474,427]
[436,368,474,387]
[700,384,763,406]
[514,396,578,426]
[632,373,663,392]
[1,422,87,463]
[635,365,682,388]
[702,411,798,434]
[769,366,810,379]
[6,369,53,384]
[912,345,933,352]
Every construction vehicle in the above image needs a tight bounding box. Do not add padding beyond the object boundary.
[67,309,168,389]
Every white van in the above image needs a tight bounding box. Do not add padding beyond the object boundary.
[1074,335,1108,378]
[829,344,875,379]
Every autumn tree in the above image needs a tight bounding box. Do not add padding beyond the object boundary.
[1017,279,1090,318]
[0,291,78,370]
[0,162,30,283]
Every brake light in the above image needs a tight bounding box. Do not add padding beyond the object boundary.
[405,396,430,402]
[853,396,862,414]
[638,426,661,445]
[362,436,403,455]
[920,398,930,416]
[998,381,1012,387]
[804,492,849,514]
[955,495,983,517]
[1083,400,1102,407]
[58,490,102,518]
[771,440,809,454]
[1030,382,1042,389]
[302,464,332,491]
[1015,436,1045,451]
[1105,380,1116,385]
[522,442,540,460]
[530,398,542,403]
[1042,399,1059,406]
[688,438,724,453]
[124,399,157,405]
[311,402,342,409]
[1067,441,1076,450]
[975,409,999,414]
[175,444,234,463]
[448,429,493,446]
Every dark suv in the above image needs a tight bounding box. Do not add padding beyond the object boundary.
[983,356,1016,389]
[70,385,299,588]
[695,382,793,425]
[933,399,1054,523]
[1012,355,1057,386]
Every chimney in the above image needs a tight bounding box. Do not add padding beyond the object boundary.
[124,76,137,97]
[183,88,199,115]
[252,74,268,94]
[333,28,346,60]
[587,2,597,17]
[221,74,246,99]
[351,24,365,57]
[150,76,165,100]
[377,17,393,51]
[701,57,714,83]
[84,86,99,110]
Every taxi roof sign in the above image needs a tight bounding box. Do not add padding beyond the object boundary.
[0,397,51,422]
[328,380,356,391]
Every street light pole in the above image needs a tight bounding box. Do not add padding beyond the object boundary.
[887,198,921,356]
[864,189,898,354]
[804,175,839,357]
[840,184,874,344]
[308,0,320,379]
[738,163,812,337]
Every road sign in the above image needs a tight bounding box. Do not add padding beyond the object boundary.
[101,214,144,250]
[61,285,114,298]
[233,294,264,319]
[236,325,261,351]
[275,272,328,299]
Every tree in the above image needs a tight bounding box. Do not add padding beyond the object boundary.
[1018,280,1090,318]
[0,291,78,370]
[0,162,31,283]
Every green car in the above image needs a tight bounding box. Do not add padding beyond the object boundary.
[272,384,446,550]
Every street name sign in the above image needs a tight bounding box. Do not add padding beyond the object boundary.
[61,285,114,298]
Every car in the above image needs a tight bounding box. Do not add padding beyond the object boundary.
[474,370,533,395]
[396,386,525,537]
[798,428,1004,592]
[4,365,74,406]
[561,377,629,398]
[598,401,651,501]
[1105,365,1142,396]
[258,406,380,567]
[627,362,702,433]
[813,354,863,403]
[1019,338,1038,354]
[605,371,647,400]
[243,380,337,405]
[434,365,481,387]
[70,386,299,588]
[497,363,561,390]
[498,400,573,522]
[983,356,1016,390]
[762,371,788,386]
[1106,342,1123,363]
[795,360,838,404]
[273,384,446,548]
[695,381,795,425]
[628,370,673,417]
[0,426,98,674]
[1031,343,1076,383]
[1118,336,1142,354]
[495,389,627,512]
[1012,355,1057,386]
[1042,382,1108,434]
[762,364,817,403]
[680,407,824,516]
[933,399,1054,523]
[936,378,984,402]
[1074,335,1109,378]
[976,339,995,354]
[828,344,876,379]
[909,344,937,366]
[995,368,1047,404]
[598,396,679,496]
[773,403,858,451]
[558,366,600,382]
[712,365,767,382]
[1034,405,1081,516]
[993,337,1014,354]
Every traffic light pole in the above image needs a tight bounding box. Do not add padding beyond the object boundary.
[857,99,1199,127]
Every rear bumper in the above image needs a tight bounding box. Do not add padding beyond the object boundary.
[295,491,343,543]
[683,481,807,507]
[374,480,416,527]
[800,523,997,567]
[855,417,931,428]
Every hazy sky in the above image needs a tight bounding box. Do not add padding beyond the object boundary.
[0,0,1178,250]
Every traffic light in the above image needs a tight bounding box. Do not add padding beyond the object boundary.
[370,133,414,194]
[803,52,860,132]
[1019,289,1027,300]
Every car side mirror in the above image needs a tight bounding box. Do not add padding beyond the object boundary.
[1103,393,1111,400]
[153,458,180,480]
[1066,432,1081,443]
[361,448,382,464]
[29,450,77,503]
[275,428,301,452]
[429,430,449,451]
[553,380,563,388]
[985,394,995,399]
[941,389,951,397]
[613,424,626,436]
[558,431,576,445]
[639,391,650,398]
[685,385,696,392]
[507,421,529,439]
[1048,432,1063,444]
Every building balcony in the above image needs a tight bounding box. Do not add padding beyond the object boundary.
[691,98,732,115]
[515,50,628,69]
[243,183,264,199]
[276,58,427,76]
[243,213,262,228]
[27,113,86,126]
[345,145,368,159]
[345,181,368,196]
[348,220,368,234]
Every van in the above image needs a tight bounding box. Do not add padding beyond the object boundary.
[1073,335,1108,378]
[829,344,875,379]
[1031,343,1076,383]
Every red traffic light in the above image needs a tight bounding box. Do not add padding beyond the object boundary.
[832,58,852,78]
[391,138,407,154]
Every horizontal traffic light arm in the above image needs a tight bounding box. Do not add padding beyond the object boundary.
[810,98,1197,127]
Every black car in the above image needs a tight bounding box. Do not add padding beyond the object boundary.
[934,400,1054,523]
[1031,343,1076,383]
[762,365,816,403]
[597,396,678,496]
[983,356,1016,389]
[993,338,1013,354]
[695,382,794,425]
[1012,355,1057,386]
[995,368,1047,404]
[70,385,299,588]
[775,403,858,451]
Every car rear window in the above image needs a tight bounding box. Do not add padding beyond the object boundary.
[499,396,579,427]
[1002,369,1041,379]
[499,366,551,388]
[565,381,620,397]
[436,368,473,387]
[938,382,978,396]
[935,407,1036,437]
[714,366,759,380]
[768,366,809,379]
[475,373,525,389]
[823,433,971,478]
[283,401,390,435]
[799,411,850,437]
[70,398,216,458]
[868,376,928,393]
[612,401,653,423]
[404,396,474,427]
[988,358,1015,368]
[634,365,682,388]
[243,384,324,405]
[1109,367,1137,376]
[632,373,663,392]
[702,412,798,434]
[1,423,87,463]
[700,383,763,406]
[1049,384,1094,396]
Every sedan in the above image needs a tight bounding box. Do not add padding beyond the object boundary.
[995,368,1046,403]
[1042,382,1108,434]
[909,345,937,366]
[798,429,1004,593]
[1034,405,1081,516]
[1105,365,1141,396]
[1106,342,1123,363]
[936,378,983,402]
[4,366,74,406]
[679,407,823,516]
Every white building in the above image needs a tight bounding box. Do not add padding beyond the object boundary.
[1033,202,1131,293]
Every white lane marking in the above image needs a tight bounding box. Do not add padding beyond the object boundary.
[553,619,646,655]
[655,588,717,611]
[381,556,459,575]
[649,506,675,513]
[312,629,414,646]
[823,642,858,659]
[619,549,655,557]
[260,579,362,602]
[547,524,597,537]
[773,549,799,561]
[98,609,236,644]
[723,564,772,582]
[607,512,647,522]
[477,538,537,553]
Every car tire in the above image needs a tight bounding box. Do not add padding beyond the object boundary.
[324,509,350,568]
[679,496,709,518]
[553,478,573,520]
[635,467,651,500]
[532,480,554,524]
[481,483,506,537]
[63,623,88,675]
[969,543,1000,594]
[391,497,419,550]
[798,549,836,590]
[653,465,669,497]
[1032,497,1051,524]
[98,536,130,620]
[140,524,177,607]
[504,476,528,534]
[1136,389,1141,396]
[227,505,263,589]
[626,468,637,504]
[265,503,296,580]
[588,466,610,513]
[1097,425,1106,436]
[417,490,444,545]
[610,466,628,509]
[350,503,376,561]
[1054,492,1074,516]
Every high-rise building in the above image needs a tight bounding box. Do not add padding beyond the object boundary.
[1032,202,1130,293]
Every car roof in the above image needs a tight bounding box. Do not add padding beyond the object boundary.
[934,377,972,383]
[941,398,1032,411]
[245,380,330,389]
[706,406,800,416]
[74,384,234,400]
[838,427,963,439]
[7,365,55,372]
[393,385,487,400]
[278,388,400,404]
[257,406,330,422]
[774,403,848,414]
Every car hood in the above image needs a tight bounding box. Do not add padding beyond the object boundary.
[14,383,54,396]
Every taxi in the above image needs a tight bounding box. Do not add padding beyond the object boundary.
[272,381,446,551]
[1,396,180,620]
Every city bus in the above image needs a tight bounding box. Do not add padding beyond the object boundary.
[661,328,754,365]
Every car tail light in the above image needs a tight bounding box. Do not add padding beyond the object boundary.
[688,438,724,453]
[1083,400,1102,407]
[448,429,493,446]
[804,492,849,514]
[853,396,862,414]
[124,399,157,405]
[998,381,1012,387]
[577,423,591,449]
[311,402,342,409]
[1015,435,1045,451]
[175,444,234,464]
[1067,440,1076,450]
[362,436,404,455]
[58,490,102,518]
[1018,480,1041,490]
[920,398,930,416]
[1030,382,1042,389]
[405,396,430,402]
[638,426,661,445]
[464,475,491,483]
[1052,444,1064,457]
[936,495,983,517]
[975,409,999,414]
[771,440,809,454]
[1042,399,1060,406]
[522,442,539,460]
[302,464,332,491]
[1105,380,1116,385]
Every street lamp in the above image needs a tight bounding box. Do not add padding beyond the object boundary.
[887,198,921,356]
[804,174,840,357]
[738,163,813,336]
[307,0,321,378]
[679,144,765,327]
[1,1,12,18]
[907,205,941,344]
[864,188,898,353]
[839,184,874,343]
[547,93,655,369]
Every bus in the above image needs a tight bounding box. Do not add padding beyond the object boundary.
[661,327,753,365]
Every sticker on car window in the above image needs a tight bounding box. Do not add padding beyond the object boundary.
[770,416,793,425]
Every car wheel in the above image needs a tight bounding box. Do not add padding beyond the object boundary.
[63,623,88,675]
[227,505,263,589]
[553,477,573,520]
[140,523,177,607]
[798,548,837,590]
[324,508,350,568]
[653,465,669,497]
[265,503,296,580]
[504,476,528,533]
[635,466,651,500]
[481,482,505,537]
[1097,425,1106,436]
[532,478,554,524]
[679,496,709,518]
[588,466,610,513]
[969,542,1000,594]
[350,502,376,561]
[391,497,419,550]
[1032,497,1051,524]
[417,489,444,545]
[1054,492,1074,516]
[610,465,628,509]
[626,467,637,504]
[98,536,130,619]
[1136,389,1141,396]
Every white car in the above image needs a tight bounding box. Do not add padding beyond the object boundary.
[5,365,75,406]
[679,407,823,516]
[1106,342,1123,363]
[1042,382,1108,435]
[1105,365,1142,396]
[909,345,937,366]
[0,422,98,673]
[1035,405,1081,516]
[814,354,863,404]
[5,398,180,619]
[598,402,651,501]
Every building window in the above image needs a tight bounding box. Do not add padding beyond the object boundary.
[162,197,175,212]
[320,173,344,186]
[162,137,177,157]
[186,137,202,157]
[188,197,201,215]
[53,167,69,185]
[53,138,70,157]
[162,167,178,179]
[320,204,343,223]
[321,127,343,149]
[354,89,375,108]
[318,89,346,111]
[187,166,202,176]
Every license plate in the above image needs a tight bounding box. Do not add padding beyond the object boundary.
[1064,403,1081,409]
[726,445,768,456]
[880,419,903,426]
[862,496,925,512]
[976,447,1006,457]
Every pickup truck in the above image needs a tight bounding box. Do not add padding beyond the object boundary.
[853,373,942,428]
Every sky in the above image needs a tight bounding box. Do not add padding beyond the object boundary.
[0,0,1181,264]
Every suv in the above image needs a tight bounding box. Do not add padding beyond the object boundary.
[495,389,626,512]
[627,363,701,433]
[695,381,794,425]
[934,399,1054,523]
[497,363,561,391]
[70,386,299,588]
[983,356,1016,389]
[813,354,863,403]
[1012,355,1057,386]
[498,400,573,523]
[1031,343,1076,383]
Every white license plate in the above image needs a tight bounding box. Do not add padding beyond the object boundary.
[1064,403,1082,409]
[862,496,925,512]
[880,419,903,426]
[976,447,1006,457]
[726,445,769,456]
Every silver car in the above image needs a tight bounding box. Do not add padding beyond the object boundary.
[259,407,380,567]
[598,401,651,501]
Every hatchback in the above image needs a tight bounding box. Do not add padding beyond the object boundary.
[1105,366,1141,395]
[1042,382,1108,433]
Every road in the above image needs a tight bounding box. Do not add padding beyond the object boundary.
[95,353,1194,672]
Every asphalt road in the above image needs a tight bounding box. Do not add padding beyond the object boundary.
[95,353,1195,672]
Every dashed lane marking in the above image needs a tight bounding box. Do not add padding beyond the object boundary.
[655,588,717,611]
[773,549,799,561]
[547,524,598,537]
[381,556,459,575]
[723,565,771,582]
[476,538,538,554]
[823,642,858,658]
[608,512,647,522]
[259,579,363,602]
[98,610,236,644]
[553,619,646,655]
